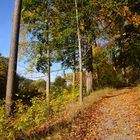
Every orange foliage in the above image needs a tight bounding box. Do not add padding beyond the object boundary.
[92,46,102,56]
[19,41,29,47]
[120,6,140,26]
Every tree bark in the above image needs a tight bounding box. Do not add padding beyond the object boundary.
[46,48,50,115]
[120,43,126,84]
[72,50,76,87]
[43,0,51,115]
[62,64,66,79]
[121,66,126,83]
[85,34,93,95]
[5,0,22,117]
[75,0,83,104]
[86,71,93,95]
[73,70,76,87]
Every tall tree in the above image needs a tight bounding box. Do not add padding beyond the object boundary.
[21,0,62,114]
[43,0,51,115]
[5,0,22,117]
[75,0,83,104]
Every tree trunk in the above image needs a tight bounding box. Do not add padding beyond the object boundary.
[86,71,93,95]
[85,34,93,95]
[72,50,76,87]
[5,0,22,117]
[73,70,76,87]
[44,0,51,115]
[121,66,126,83]
[46,49,50,115]
[121,44,126,84]
[75,0,83,104]
[62,64,66,79]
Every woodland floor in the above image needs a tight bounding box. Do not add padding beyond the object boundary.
[53,88,140,140]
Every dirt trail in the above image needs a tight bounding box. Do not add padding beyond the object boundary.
[60,88,140,140]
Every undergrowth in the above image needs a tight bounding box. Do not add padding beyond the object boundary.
[0,87,117,139]
[0,86,79,139]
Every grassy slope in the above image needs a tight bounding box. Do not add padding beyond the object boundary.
[19,86,140,139]
[22,88,115,139]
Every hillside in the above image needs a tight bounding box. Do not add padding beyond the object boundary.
[20,87,140,140]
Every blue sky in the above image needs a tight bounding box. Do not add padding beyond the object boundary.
[0,1,71,81]
[0,0,14,57]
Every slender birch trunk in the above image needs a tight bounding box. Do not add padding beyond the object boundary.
[86,34,93,95]
[75,0,83,104]
[72,50,76,87]
[44,0,50,115]
[46,48,50,115]
[73,70,76,87]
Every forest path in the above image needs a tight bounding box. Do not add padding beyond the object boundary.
[60,88,140,140]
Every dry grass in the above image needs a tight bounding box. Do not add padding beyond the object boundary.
[16,86,140,139]
[55,88,115,125]
[22,88,115,139]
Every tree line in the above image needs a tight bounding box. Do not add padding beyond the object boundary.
[3,0,140,116]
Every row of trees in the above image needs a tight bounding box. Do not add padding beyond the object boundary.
[5,0,140,116]
[20,0,140,92]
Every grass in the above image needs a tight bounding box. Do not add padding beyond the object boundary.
[2,86,134,139]
[21,87,115,139]
[15,85,140,140]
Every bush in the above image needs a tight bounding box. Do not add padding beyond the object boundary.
[0,97,47,139]
[0,85,79,139]
[50,86,79,113]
